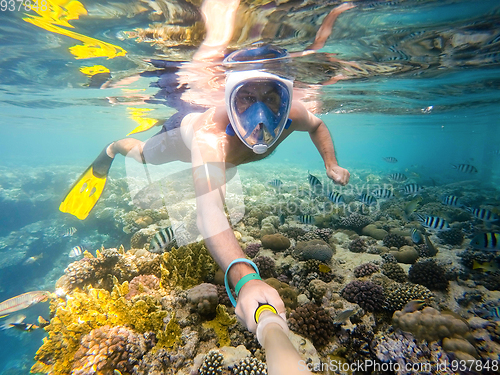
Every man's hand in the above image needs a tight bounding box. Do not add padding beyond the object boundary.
[327,165,350,185]
[235,279,286,333]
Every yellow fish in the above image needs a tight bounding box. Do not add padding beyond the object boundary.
[0,291,51,318]
[473,260,499,273]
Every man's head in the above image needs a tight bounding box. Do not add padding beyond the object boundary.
[224,46,293,154]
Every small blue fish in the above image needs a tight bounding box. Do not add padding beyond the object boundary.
[388,173,407,182]
[268,179,283,188]
[359,193,377,206]
[441,195,462,208]
[402,183,423,194]
[383,157,398,163]
[411,228,423,244]
[307,172,322,190]
[470,232,500,251]
[371,188,394,199]
[416,214,449,231]
[62,227,77,237]
[328,191,345,205]
[452,164,478,174]
[297,215,315,224]
[465,207,500,223]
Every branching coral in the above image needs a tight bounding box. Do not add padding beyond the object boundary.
[31,277,169,374]
[161,241,217,289]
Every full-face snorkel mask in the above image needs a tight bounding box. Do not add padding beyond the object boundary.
[223,46,294,154]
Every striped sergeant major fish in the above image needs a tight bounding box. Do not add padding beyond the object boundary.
[327,191,345,205]
[268,179,283,188]
[416,213,450,231]
[0,291,51,318]
[470,232,500,251]
[297,215,315,225]
[383,157,398,163]
[388,173,407,182]
[371,188,394,199]
[359,193,377,206]
[465,207,500,222]
[62,227,77,237]
[402,183,423,194]
[149,226,175,253]
[452,164,478,174]
[307,171,322,190]
[441,195,462,208]
[69,246,83,258]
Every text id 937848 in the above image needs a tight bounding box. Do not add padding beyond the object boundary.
[1,0,48,12]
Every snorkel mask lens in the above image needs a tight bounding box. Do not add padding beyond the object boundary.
[225,73,293,154]
[224,45,294,154]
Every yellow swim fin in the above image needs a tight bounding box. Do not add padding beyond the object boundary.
[60,146,114,220]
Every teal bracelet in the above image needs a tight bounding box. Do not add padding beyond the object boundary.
[235,273,262,296]
[224,258,260,307]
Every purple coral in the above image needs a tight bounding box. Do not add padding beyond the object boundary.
[253,255,276,279]
[288,303,335,347]
[245,243,261,258]
[353,263,379,278]
[341,280,384,312]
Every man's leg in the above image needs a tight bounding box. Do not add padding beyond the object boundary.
[106,138,145,163]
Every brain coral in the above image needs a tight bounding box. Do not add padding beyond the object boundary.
[392,306,470,343]
[72,325,148,375]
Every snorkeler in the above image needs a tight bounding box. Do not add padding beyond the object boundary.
[60,0,351,334]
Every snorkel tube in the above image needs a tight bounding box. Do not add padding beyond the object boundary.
[255,304,313,375]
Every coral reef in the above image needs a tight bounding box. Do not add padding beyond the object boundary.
[408,259,449,291]
[125,274,161,300]
[187,283,219,316]
[244,243,261,258]
[261,234,290,251]
[348,237,368,253]
[381,262,407,282]
[437,227,464,246]
[252,255,277,279]
[313,228,333,242]
[390,245,420,264]
[280,226,306,240]
[72,325,149,374]
[199,350,224,375]
[232,357,267,375]
[353,262,379,278]
[31,279,171,374]
[338,213,372,232]
[383,233,409,249]
[341,280,384,312]
[384,282,434,312]
[393,306,475,358]
[288,303,335,347]
[265,278,298,310]
[161,241,217,289]
[293,239,334,262]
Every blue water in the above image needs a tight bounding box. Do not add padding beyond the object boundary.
[1,0,500,373]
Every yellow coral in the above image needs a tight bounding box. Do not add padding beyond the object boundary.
[31,277,168,374]
[161,241,217,289]
[202,305,236,347]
